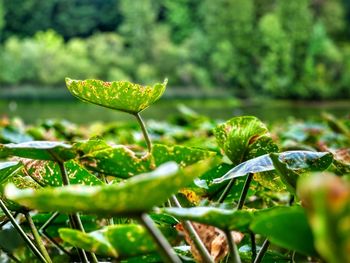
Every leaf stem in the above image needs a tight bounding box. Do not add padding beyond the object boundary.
[237,173,253,210]
[39,212,71,255]
[135,112,152,153]
[139,213,181,263]
[0,200,47,263]
[56,160,96,263]
[218,178,236,203]
[253,239,270,263]
[25,212,52,263]
[224,229,241,263]
[171,196,214,263]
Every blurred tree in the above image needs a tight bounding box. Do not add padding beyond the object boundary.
[119,0,158,63]
[0,0,5,40]
[257,13,292,97]
[311,0,346,37]
[2,0,121,39]
[3,0,55,39]
[200,0,257,96]
[163,0,201,44]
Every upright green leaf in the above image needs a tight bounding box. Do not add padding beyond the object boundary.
[65,78,167,113]
[5,160,216,216]
[0,141,75,161]
[250,206,317,256]
[214,116,278,165]
[298,173,350,263]
[163,207,254,231]
[270,153,299,193]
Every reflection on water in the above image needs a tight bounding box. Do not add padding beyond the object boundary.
[0,99,349,124]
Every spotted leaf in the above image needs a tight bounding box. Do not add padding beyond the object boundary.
[65,78,167,114]
[214,116,278,165]
[5,160,215,216]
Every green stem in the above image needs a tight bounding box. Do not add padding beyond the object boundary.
[237,173,253,210]
[0,200,47,263]
[171,196,214,263]
[100,174,114,225]
[135,112,152,153]
[139,213,181,263]
[39,212,71,255]
[224,230,241,263]
[218,178,236,203]
[253,239,270,263]
[56,160,96,263]
[25,212,52,263]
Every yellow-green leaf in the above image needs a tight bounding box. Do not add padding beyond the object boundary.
[65,78,167,113]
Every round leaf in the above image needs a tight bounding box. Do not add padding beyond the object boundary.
[65,78,167,113]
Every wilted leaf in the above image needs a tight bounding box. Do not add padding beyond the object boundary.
[298,173,350,263]
[250,206,317,256]
[65,78,167,114]
[0,141,75,161]
[214,116,278,165]
[176,222,243,263]
[163,207,253,231]
[5,160,215,216]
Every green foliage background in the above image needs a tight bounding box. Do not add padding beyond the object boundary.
[1,0,350,99]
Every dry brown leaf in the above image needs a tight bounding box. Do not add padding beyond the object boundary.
[177,222,244,263]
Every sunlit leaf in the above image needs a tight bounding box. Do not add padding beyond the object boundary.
[250,206,317,256]
[213,151,333,183]
[0,141,75,161]
[214,116,278,165]
[298,173,350,263]
[163,207,254,231]
[5,160,215,216]
[65,78,167,114]
[23,159,103,186]
[77,139,215,178]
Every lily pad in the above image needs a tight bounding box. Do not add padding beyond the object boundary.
[250,206,317,256]
[163,207,254,231]
[59,224,177,258]
[213,151,333,183]
[65,78,167,114]
[0,141,75,161]
[214,116,278,165]
[5,160,215,216]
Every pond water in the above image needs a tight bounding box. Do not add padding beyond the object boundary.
[0,99,349,124]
